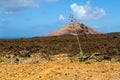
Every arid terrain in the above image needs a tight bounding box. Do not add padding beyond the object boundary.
[0,32,120,61]
[0,26,120,79]
[0,0,120,79]
[0,55,120,80]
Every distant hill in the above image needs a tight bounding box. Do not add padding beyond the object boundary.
[45,22,100,36]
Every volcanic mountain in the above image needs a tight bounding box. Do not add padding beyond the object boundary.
[45,22,100,36]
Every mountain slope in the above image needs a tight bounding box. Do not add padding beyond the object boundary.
[45,22,100,36]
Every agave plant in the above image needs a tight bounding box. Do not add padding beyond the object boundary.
[69,13,93,61]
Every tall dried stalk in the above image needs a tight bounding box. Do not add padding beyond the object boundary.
[71,23,83,55]
[84,31,91,54]
[69,13,83,55]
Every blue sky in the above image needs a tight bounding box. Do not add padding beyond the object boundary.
[0,0,120,38]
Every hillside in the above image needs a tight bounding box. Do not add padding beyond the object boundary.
[45,22,100,36]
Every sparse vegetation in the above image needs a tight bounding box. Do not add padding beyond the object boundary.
[0,56,8,63]
[111,57,119,62]
[75,52,93,61]
[0,33,120,62]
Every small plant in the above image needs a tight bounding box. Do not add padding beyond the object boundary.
[19,50,30,57]
[0,56,8,63]
[75,52,94,61]
[110,57,119,62]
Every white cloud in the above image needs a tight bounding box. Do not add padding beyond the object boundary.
[59,14,66,21]
[70,1,106,20]
[0,0,59,14]
[0,0,38,14]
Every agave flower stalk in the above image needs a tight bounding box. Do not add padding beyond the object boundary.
[71,23,83,55]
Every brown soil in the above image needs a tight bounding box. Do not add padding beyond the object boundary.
[0,60,120,80]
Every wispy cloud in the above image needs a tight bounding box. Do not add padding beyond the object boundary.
[59,14,66,22]
[0,18,8,24]
[0,0,38,14]
[0,0,59,14]
[70,1,106,20]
